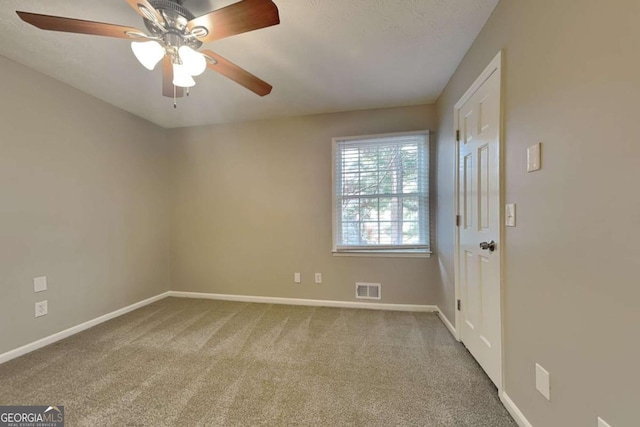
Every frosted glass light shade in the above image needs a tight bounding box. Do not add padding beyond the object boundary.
[172,63,196,88]
[178,46,207,76]
[131,41,165,70]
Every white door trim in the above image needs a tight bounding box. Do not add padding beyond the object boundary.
[453,50,504,392]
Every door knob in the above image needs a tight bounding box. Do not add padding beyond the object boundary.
[479,240,496,252]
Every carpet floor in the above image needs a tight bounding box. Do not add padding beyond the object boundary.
[0,297,516,426]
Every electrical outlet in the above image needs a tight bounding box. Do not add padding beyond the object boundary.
[294,272,301,284]
[315,273,322,284]
[597,417,612,427]
[35,300,48,318]
[535,363,550,400]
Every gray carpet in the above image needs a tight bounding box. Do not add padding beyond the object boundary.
[0,297,516,426]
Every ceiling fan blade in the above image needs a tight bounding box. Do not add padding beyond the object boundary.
[162,56,184,98]
[125,0,165,27]
[188,0,279,43]
[201,50,272,97]
[16,11,146,40]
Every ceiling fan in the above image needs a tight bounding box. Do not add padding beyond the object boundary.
[16,0,280,106]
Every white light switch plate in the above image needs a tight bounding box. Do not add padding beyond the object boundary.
[315,273,322,284]
[527,143,542,172]
[294,272,301,284]
[505,204,516,227]
[597,417,612,427]
[535,363,550,400]
[34,276,47,293]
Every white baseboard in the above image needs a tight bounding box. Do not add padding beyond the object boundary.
[168,291,438,312]
[501,392,533,427]
[436,308,458,340]
[0,292,170,365]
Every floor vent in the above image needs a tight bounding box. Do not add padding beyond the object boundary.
[355,283,381,300]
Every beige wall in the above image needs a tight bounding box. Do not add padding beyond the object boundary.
[169,105,441,304]
[0,56,171,355]
[435,0,640,425]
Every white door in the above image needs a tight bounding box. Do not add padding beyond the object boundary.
[456,61,502,387]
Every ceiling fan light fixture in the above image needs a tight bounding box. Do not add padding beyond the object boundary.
[131,40,165,70]
[173,63,196,88]
[178,46,207,76]
[15,0,280,99]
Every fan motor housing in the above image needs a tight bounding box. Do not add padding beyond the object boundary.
[144,0,202,49]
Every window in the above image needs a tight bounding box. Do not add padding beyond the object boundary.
[332,131,430,256]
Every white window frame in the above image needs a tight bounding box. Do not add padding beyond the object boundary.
[331,130,431,258]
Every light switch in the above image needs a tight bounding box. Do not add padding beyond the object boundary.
[505,204,516,227]
[535,363,550,400]
[294,272,301,284]
[34,276,47,293]
[527,143,542,172]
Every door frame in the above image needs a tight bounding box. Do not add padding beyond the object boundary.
[453,50,505,392]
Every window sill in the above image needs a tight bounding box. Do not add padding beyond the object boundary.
[332,251,432,259]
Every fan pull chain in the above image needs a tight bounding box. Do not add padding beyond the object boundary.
[186,87,190,97]
[173,85,177,109]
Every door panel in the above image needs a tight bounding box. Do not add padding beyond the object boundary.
[464,250,478,331]
[458,69,502,387]
[464,154,473,229]
[479,144,490,230]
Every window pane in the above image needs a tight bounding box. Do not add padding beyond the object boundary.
[379,169,394,194]
[403,198,419,221]
[403,170,418,193]
[342,148,360,173]
[360,198,379,221]
[378,197,394,221]
[342,222,360,245]
[341,172,360,196]
[378,146,398,170]
[402,221,420,244]
[379,196,403,222]
[401,146,418,168]
[341,199,359,221]
[359,147,378,171]
[361,222,379,244]
[359,172,378,195]
[379,222,401,245]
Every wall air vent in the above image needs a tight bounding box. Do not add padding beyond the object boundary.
[355,283,381,300]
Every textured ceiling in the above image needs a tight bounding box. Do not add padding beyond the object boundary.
[0,0,498,128]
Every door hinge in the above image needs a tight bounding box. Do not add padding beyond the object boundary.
[456,215,461,227]
[457,299,461,311]
[456,130,460,142]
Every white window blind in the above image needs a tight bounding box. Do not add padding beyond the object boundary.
[332,131,430,253]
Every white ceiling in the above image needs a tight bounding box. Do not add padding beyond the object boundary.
[0,0,498,128]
